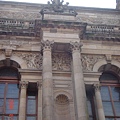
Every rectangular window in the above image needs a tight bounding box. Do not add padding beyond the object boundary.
[26,91,37,120]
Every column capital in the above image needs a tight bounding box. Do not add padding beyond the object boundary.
[94,83,101,91]
[19,81,28,89]
[41,40,54,50]
[70,41,83,52]
[37,81,42,89]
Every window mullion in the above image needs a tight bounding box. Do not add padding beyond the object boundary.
[109,86,116,119]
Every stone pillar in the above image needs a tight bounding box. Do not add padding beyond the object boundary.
[70,41,88,120]
[94,84,105,120]
[41,40,54,120]
[37,81,42,120]
[18,81,28,120]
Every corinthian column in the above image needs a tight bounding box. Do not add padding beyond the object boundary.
[18,81,28,120]
[70,41,88,120]
[94,84,105,120]
[41,40,54,120]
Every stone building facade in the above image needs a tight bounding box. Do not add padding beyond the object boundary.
[0,0,120,120]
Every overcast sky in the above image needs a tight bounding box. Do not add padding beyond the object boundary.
[1,0,116,8]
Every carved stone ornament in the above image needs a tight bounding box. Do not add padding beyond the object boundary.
[70,41,83,51]
[19,81,28,89]
[81,54,105,72]
[5,49,12,58]
[40,0,78,18]
[13,52,42,69]
[94,84,101,91]
[37,81,42,89]
[112,55,120,63]
[52,53,71,71]
[41,40,54,50]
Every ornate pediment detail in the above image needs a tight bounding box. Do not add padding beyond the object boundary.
[40,0,78,19]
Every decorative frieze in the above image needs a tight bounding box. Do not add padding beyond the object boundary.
[81,54,105,72]
[13,52,42,69]
[52,53,71,71]
[112,55,120,63]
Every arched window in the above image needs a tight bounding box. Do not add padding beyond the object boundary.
[0,66,20,120]
[99,65,120,120]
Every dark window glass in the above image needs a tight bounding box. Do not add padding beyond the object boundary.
[0,83,19,119]
[26,116,36,120]
[26,91,37,120]
[100,72,120,119]
[101,86,110,101]
[0,67,18,77]
[0,84,5,98]
[102,101,114,116]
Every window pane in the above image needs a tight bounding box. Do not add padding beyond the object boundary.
[101,87,110,101]
[4,115,18,120]
[87,100,92,115]
[105,118,115,120]
[89,117,93,120]
[0,99,4,113]
[27,116,36,120]
[6,99,18,114]
[103,102,114,116]
[27,99,36,114]
[114,102,120,116]
[6,84,19,98]
[111,87,120,101]
[0,84,5,98]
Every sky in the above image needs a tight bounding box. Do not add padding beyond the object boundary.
[1,0,116,8]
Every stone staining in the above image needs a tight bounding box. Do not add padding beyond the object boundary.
[13,52,42,69]
[81,54,105,72]
[52,53,71,71]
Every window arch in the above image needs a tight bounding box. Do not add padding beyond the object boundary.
[0,60,20,120]
[99,64,120,120]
